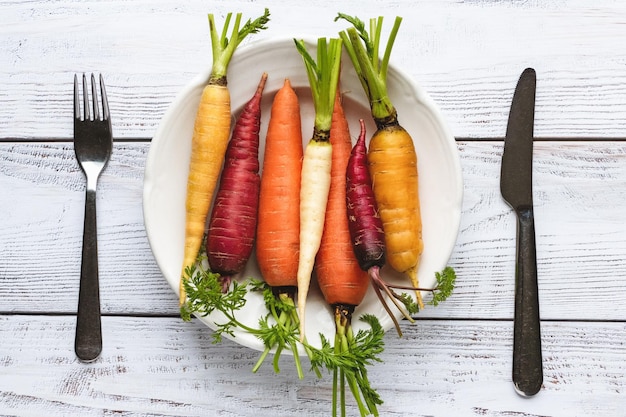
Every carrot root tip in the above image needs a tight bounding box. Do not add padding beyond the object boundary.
[369,265,416,336]
[407,267,425,310]
[220,275,232,293]
[334,304,355,325]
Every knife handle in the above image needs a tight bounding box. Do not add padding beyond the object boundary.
[513,207,543,396]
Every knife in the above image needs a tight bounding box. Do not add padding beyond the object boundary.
[500,67,543,397]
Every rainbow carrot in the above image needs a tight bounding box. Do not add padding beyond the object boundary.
[293,37,343,341]
[337,13,425,308]
[206,72,267,290]
[179,9,270,304]
[315,94,378,416]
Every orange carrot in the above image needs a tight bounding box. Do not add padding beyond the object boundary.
[315,91,369,308]
[256,78,303,289]
[314,92,379,416]
[179,10,269,305]
[254,78,310,378]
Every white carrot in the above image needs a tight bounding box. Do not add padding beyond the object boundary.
[296,140,332,337]
[293,38,343,341]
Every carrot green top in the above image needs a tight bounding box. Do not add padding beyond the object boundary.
[336,13,402,126]
[208,8,270,85]
[294,37,343,138]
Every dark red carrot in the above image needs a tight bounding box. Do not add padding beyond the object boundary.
[346,119,418,337]
[206,72,267,290]
[346,119,385,272]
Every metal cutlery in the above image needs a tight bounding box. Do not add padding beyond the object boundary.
[500,68,543,396]
[73,73,113,363]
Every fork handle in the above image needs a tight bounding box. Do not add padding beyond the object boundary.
[75,187,103,362]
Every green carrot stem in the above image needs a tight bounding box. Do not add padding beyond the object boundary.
[340,370,347,417]
[252,347,271,373]
[273,345,283,374]
[336,13,402,124]
[333,305,378,417]
[208,8,270,83]
[181,261,386,414]
[289,340,305,379]
[294,37,343,134]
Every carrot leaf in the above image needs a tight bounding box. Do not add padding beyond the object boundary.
[208,8,270,83]
[398,292,420,315]
[294,37,343,135]
[180,264,251,343]
[335,13,401,124]
[430,266,457,306]
[180,262,319,379]
[179,249,386,416]
[393,266,456,312]
[253,285,306,378]
[308,313,384,416]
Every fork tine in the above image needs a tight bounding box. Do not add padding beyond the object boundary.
[74,74,81,120]
[82,74,90,121]
[91,74,100,121]
[99,74,110,121]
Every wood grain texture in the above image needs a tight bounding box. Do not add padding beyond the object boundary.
[1,1,625,415]
[0,141,176,315]
[423,140,626,322]
[1,1,626,139]
[0,315,623,417]
[2,142,625,321]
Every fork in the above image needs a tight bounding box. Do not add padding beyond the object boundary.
[73,73,113,362]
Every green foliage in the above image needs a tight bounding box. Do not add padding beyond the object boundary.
[335,13,402,122]
[180,261,386,416]
[208,8,270,80]
[398,292,420,315]
[310,313,384,416]
[293,37,343,132]
[311,314,384,372]
[430,266,457,306]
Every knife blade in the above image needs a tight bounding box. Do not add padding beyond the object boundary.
[500,67,543,397]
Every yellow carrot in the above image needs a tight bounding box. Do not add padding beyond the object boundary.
[368,125,423,303]
[293,38,343,340]
[337,13,425,308]
[179,9,270,305]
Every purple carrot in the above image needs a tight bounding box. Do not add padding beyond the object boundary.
[206,72,267,291]
[346,119,386,270]
[346,119,418,336]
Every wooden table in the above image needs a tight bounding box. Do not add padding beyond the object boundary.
[1,1,624,416]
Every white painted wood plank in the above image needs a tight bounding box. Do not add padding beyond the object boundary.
[0,141,176,315]
[1,141,625,322]
[425,140,626,321]
[1,1,624,416]
[1,1,626,139]
[0,315,622,417]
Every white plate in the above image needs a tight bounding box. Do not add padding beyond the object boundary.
[143,37,463,352]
